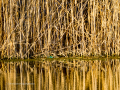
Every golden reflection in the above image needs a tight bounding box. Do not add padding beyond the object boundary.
[0,59,120,90]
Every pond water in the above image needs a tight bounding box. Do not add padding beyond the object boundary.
[0,58,120,90]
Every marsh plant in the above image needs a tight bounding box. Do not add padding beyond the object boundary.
[0,0,120,59]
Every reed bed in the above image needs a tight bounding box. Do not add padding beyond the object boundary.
[0,0,120,59]
[0,59,120,90]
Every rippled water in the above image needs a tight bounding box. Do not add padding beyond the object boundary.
[0,59,120,90]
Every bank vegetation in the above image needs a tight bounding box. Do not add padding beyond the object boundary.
[0,0,120,59]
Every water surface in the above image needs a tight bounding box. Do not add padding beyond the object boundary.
[0,59,120,90]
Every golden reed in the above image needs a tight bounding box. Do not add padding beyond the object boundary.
[0,0,120,59]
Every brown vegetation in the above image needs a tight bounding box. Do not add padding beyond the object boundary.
[0,0,120,59]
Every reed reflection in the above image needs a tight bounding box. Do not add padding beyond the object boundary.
[0,59,120,90]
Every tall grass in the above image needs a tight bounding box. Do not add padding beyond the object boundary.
[0,0,120,59]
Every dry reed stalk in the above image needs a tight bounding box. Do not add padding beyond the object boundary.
[1,0,5,58]
[0,0,120,59]
[26,0,30,59]
[36,0,39,53]
[33,0,36,53]
[70,0,74,56]
[5,0,10,58]
[0,0,2,58]
[9,0,12,58]
[46,0,50,53]
[0,0,2,46]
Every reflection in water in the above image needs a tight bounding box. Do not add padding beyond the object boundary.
[0,59,120,90]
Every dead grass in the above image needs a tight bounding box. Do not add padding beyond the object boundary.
[0,0,120,59]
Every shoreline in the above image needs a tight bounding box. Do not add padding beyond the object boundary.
[0,56,120,61]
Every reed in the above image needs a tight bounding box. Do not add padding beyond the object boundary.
[0,0,120,59]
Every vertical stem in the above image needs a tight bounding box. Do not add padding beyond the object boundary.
[5,0,10,58]
[0,0,2,46]
[46,0,50,54]
[27,0,30,59]
[93,0,96,55]
[81,0,84,55]
[19,0,22,58]
[71,0,75,56]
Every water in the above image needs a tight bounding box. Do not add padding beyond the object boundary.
[0,59,120,90]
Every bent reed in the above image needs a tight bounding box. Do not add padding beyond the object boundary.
[0,0,120,59]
